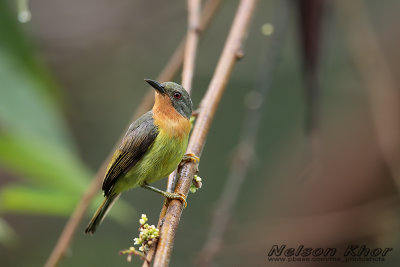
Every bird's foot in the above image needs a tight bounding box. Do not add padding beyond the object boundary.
[142,184,187,208]
[163,192,187,208]
[182,153,200,163]
[180,153,200,173]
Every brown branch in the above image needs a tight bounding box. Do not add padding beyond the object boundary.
[167,0,222,194]
[133,0,223,124]
[143,0,202,266]
[44,164,106,267]
[335,0,400,190]
[148,1,259,266]
[165,0,201,195]
[130,41,186,122]
[182,0,201,92]
[44,1,221,266]
[196,2,289,265]
[143,1,223,265]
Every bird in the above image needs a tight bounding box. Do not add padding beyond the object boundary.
[85,79,198,234]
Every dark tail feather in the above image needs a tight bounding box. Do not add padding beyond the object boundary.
[85,194,120,234]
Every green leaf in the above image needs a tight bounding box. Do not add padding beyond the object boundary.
[0,185,80,216]
[0,1,56,92]
[0,46,75,152]
[0,2,134,226]
[0,2,76,152]
[0,185,135,223]
[0,133,90,193]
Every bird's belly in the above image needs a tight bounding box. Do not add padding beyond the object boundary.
[122,131,188,188]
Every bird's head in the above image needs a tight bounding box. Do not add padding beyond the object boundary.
[145,79,193,119]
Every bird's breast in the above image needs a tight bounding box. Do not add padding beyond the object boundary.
[152,93,192,139]
[153,112,191,140]
[131,128,189,185]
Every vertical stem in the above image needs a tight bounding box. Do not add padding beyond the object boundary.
[151,0,258,266]
[182,0,201,93]
[165,0,201,194]
[197,1,290,264]
[45,1,221,266]
[143,0,224,265]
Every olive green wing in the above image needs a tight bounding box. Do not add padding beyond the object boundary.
[102,111,158,196]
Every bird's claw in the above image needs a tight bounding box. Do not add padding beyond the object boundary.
[164,192,187,208]
[182,153,200,163]
[180,153,200,173]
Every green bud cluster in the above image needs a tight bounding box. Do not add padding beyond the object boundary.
[120,214,159,261]
[190,175,202,193]
[133,214,160,252]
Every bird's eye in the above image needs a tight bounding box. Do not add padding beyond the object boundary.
[173,92,182,99]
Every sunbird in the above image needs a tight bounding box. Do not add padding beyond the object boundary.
[85,79,198,234]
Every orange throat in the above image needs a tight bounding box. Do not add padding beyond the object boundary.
[152,93,191,139]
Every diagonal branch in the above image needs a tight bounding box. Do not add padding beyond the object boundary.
[148,1,259,266]
[143,1,202,266]
[144,1,223,266]
[133,0,223,123]
[44,1,222,266]
[182,0,201,92]
[166,0,202,194]
[197,2,290,265]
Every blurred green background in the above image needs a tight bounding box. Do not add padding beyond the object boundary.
[1,0,400,266]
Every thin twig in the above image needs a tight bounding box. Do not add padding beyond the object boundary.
[335,0,400,190]
[167,0,222,194]
[166,0,201,195]
[133,0,223,123]
[150,1,258,266]
[196,2,289,265]
[44,1,221,266]
[131,41,186,122]
[44,164,106,267]
[182,0,201,92]
[143,1,202,266]
[144,1,223,265]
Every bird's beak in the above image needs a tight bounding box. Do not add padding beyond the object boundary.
[145,79,165,94]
